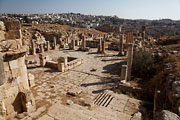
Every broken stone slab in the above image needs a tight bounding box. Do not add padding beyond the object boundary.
[130,112,142,120]
[0,53,5,86]
[29,106,46,119]
[78,98,92,107]
[0,21,5,31]
[37,114,54,120]
[66,100,74,105]
[159,110,180,120]
[28,73,35,87]
[67,89,82,96]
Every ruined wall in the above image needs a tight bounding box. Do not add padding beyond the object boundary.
[5,20,22,40]
[96,24,121,33]
[0,20,35,119]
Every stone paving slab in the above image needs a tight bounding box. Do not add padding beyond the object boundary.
[24,49,142,120]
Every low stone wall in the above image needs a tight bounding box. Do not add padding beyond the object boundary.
[64,58,82,71]
[44,56,82,72]
[86,40,98,48]
[117,84,146,97]
[46,61,58,69]
[108,43,119,51]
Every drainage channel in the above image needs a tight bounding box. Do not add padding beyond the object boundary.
[94,91,114,107]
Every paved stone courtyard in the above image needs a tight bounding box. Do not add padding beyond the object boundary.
[18,48,142,120]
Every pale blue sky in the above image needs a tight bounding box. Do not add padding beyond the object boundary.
[0,0,180,20]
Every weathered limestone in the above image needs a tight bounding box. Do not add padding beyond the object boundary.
[118,35,124,56]
[32,40,36,55]
[58,57,68,66]
[46,41,50,51]
[71,40,75,50]
[45,56,82,72]
[97,38,102,53]
[28,73,35,87]
[120,65,127,82]
[0,19,36,119]
[102,40,106,54]
[82,36,86,50]
[0,101,6,117]
[0,21,5,42]
[0,53,5,86]
[126,32,133,43]
[20,90,36,113]
[5,20,22,40]
[159,110,180,120]
[141,26,146,50]
[58,63,65,72]
[126,44,134,81]
[75,40,79,46]
[53,37,57,50]
[141,26,146,41]
[39,54,46,67]
[39,44,44,53]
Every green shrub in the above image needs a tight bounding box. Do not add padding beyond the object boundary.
[132,50,155,78]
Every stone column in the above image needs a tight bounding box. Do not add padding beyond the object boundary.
[126,44,134,81]
[0,53,5,86]
[58,63,65,72]
[120,65,127,82]
[97,38,102,53]
[127,32,133,43]
[141,26,146,50]
[46,41,50,51]
[62,41,66,48]
[67,37,70,44]
[118,35,124,56]
[75,40,79,46]
[32,40,36,55]
[71,40,75,50]
[142,26,146,41]
[102,40,105,54]
[40,44,44,53]
[39,54,46,67]
[58,57,68,66]
[82,36,86,50]
[53,37,57,50]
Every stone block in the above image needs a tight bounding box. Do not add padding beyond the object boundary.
[22,66,29,89]
[58,63,64,72]
[0,31,5,41]
[0,21,5,31]
[0,53,5,86]
[5,30,21,39]
[5,20,21,30]
[28,73,35,87]
[17,56,25,67]
[0,101,6,117]
[9,59,19,70]
[3,62,10,72]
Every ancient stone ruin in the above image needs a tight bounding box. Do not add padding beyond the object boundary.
[0,19,35,119]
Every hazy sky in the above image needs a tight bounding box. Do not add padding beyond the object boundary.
[0,0,180,20]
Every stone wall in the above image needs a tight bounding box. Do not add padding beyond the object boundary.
[0,20,35,119]
[5,20,22,40]
[0,53,36,119]
[86,40,98,48]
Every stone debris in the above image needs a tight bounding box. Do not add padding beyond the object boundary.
[130,112,142,120]
[67,88,82,96]
[66,100,74,105]
[159,110,180,120]
[28,73,35,87]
